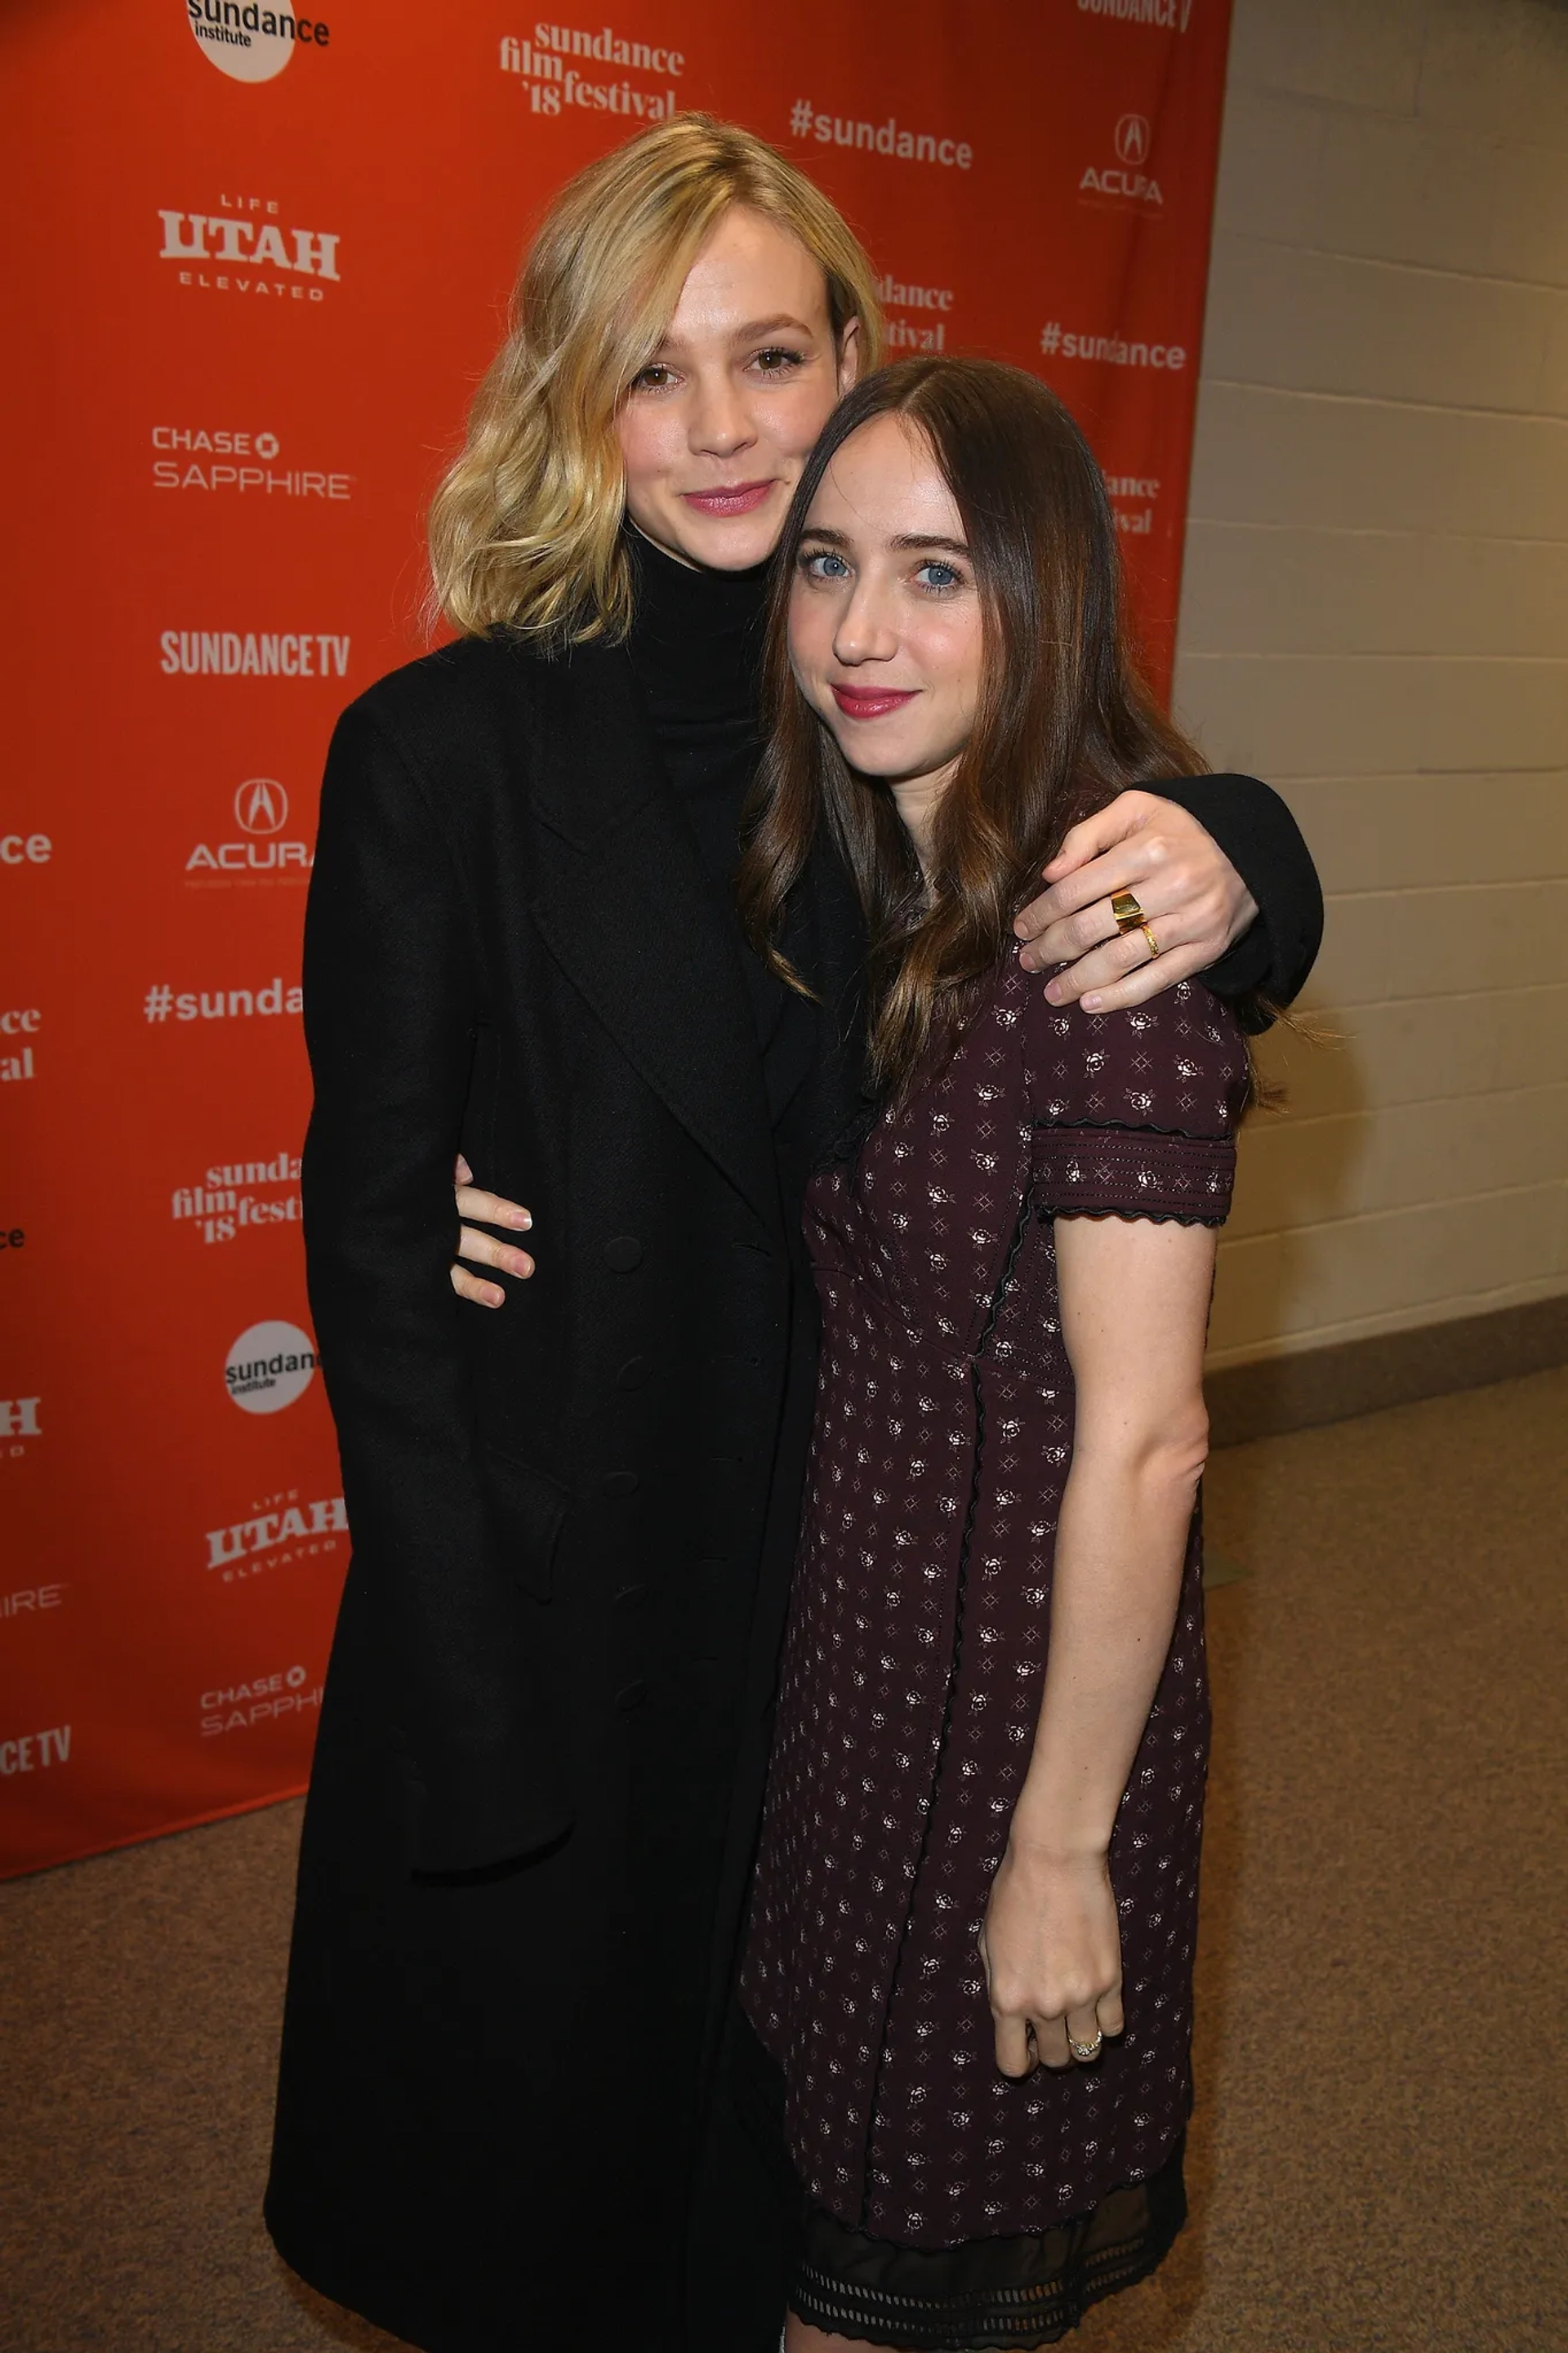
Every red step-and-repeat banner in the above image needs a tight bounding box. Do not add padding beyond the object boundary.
[1,0,1233,1876]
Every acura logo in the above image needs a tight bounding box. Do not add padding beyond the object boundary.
[1115,114,1152,165]
[234,778,287,836]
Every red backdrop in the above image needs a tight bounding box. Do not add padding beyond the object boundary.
[0,0,1233,1876]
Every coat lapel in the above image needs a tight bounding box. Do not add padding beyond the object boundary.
[519,639,781,1236]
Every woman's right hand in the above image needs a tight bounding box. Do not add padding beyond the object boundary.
[450,1154,533,1308]
[979,1841,1125,2077]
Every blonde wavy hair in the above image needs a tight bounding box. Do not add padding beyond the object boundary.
[428,114,885,644]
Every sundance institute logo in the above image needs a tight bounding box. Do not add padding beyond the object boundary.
[185,0,331,84]
[225,1319,318,1414]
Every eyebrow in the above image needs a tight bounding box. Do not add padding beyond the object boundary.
[654,313,819,352]
[730,314,817,342]
[800,526,972,556]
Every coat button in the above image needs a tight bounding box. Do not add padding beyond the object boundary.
[613,1582,648,1611]
[604,1235,643,1272]
[615,1355,650,1391]
[603,1469,639,1497]
[615,1679,647,1714]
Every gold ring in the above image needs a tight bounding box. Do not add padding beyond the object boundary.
[1111,889,1145,934]
[1067,2030,1104,2062]
[1140,922,1160,959]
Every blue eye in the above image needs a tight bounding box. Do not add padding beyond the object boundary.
[800,549,849,580]
[916,560,961,591]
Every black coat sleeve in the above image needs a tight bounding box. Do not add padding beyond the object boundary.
[1156,772,1324,1023]
[301,701,571,1874]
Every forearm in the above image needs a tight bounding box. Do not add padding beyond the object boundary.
[1008,1433,1201,1862]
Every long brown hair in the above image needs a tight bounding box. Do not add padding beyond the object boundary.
[737,356,1208,1094]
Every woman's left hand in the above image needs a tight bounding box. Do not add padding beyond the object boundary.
[1013,791,1258,1009]
[451,1154,534,1308]
[979,1843,1125,2077]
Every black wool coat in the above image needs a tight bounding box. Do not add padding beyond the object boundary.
[264,632,865,2353]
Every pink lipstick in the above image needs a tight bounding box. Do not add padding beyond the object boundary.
[831,684,918,720]
[680,480,775,518]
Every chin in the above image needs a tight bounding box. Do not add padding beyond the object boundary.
[821,730,913,780]
[688,525,782,572]
[668,499,787,573]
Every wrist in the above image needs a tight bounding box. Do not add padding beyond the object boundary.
[1229,886,1261,950]
[1004,1826,1111,1874]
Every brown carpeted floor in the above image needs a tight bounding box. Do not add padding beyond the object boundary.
[3,1369,1565,2353]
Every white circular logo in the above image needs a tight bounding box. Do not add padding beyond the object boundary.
[225,1319,318,1414]
[187,1,296,83]
[285,1664,307,1688]
[1116,114,1152,165]
[234,778,287,835]
[255,431,280,460]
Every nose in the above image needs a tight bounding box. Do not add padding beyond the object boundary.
[687,367,757,461]
[832,577,898,668]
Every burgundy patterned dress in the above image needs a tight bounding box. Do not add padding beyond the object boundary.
[741,957,1247,2346]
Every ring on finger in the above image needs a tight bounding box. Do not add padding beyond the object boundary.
[1139,921,1160,959]
[1067,2029,1104,2062]
[1111,888,1147,935]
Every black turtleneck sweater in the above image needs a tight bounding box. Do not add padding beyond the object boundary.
[623,528,817,1125]
[624,525,768,877]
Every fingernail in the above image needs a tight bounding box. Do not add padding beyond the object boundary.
[510,1252,533,1278]
[484,1286,505,1309]
[1018,947,1036,972]
[1044,978,1064,1004]
[1082,992,1102,1012]
[505,1208,532,1229]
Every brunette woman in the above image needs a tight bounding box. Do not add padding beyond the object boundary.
[737,358,1253,2348]
[265,118,1319,2353]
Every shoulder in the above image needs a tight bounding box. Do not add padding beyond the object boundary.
[323,633,630,831]
[1153,769,1281,815]
[310,640,546,862]
[1015,965,1248,1143]
[339,632,553,761]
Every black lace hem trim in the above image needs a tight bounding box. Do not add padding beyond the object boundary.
[1047,1205,1226,1229]
[1031,1125,1235,1227]
[791,2138,1187,2350]
[1030,1114,1233,1143]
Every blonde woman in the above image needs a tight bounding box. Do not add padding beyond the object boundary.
[265,117,1320,2353]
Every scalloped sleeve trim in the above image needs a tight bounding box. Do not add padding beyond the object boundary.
[1032,1125,1236,1227]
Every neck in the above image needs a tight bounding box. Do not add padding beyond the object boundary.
[889,764,956,879]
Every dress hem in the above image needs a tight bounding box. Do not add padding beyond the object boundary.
[786,2134,1188,2351]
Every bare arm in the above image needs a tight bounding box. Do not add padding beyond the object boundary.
[980,1210,1217,2076]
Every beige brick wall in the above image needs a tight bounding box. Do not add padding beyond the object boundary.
[1174,0,1568,1368]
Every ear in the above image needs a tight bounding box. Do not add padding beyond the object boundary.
[836,313,862,394]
